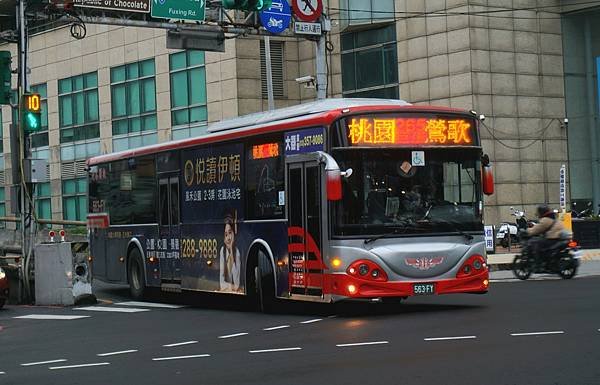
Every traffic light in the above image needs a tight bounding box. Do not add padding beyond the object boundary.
[222,0,272,11]
[22,93,42,133]
[0,51,11,105]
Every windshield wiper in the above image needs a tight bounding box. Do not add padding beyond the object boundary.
[421,218,474,242]
[364,221,425,244]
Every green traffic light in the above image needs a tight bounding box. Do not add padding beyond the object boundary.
[26,112,39,129]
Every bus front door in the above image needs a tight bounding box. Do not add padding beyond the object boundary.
[158,176,181,287]
[286,157,326,298]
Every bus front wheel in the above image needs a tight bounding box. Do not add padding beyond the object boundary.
[127,248,146,300]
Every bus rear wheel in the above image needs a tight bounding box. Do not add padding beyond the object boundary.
[128,248,146,300]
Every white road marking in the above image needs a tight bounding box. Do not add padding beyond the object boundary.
[74,306,150,313]
[163,341,198,347]
[336,341,389,347]
[300,318,322,324]
[21,359,67,367]
[115,301,184,309]
[49,362,110,370]
[14,315,90,320]
[0,372,5,374]
[424,336,477,342]
[218,332,249,339]
[327,315,338,318]
[263,325,290,331]
[97,350,138,357]
[249,347,302,354]
[510,331,565,337]
[152,354,210,361]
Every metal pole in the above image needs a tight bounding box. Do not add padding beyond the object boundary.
[315,27,327,100]
[585,18,600,211]
[264,35,274,111]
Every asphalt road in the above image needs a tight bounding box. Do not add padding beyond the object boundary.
[0,272,598,385]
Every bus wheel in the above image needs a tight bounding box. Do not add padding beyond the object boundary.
[253,250,276,313]
[127,248,146,300]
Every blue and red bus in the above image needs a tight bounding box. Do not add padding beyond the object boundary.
[87,98,494,309]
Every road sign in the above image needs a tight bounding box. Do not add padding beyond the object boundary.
[560,164,566,211]
[293,21,321,36]
[74,0,150,13]
[292,0,322,22]
[151,0,205,22]
[259,0,292,34]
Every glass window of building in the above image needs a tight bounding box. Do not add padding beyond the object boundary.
[169,51,208,140]
[0,109,4,179]
[62,177,87,221]
[0,187,5,229]
[111,59,158,151]
[12,84,49,148]
[32,148,51,224]
[341,24,398,98]
[339,0,394,30]
[59,73,100,144]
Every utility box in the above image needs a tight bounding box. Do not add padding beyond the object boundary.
[24,158,49,183]
[34,242,92,306]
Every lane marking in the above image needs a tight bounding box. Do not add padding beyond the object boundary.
[300,319,322,324]
[152,354,210,361]
[74,306,150,313]
[263,325,290,331]
[510,331,564,337]
[424,336,477,341]
[115,301,184,309]
[97,350,138,357]
[327,315,338,319]
[21,359,67,367]
[336,341,389,347]
[163,341,198,347]
[249,347,302,354]
[14,315,90,320]
[0,372,5,374]
[49,362,110,370]
[218,332,249,339]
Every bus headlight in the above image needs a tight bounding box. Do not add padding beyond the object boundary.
[347,260,388,282]
[0,268,5,280]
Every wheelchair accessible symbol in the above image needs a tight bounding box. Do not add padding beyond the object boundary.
[412,151,425,167]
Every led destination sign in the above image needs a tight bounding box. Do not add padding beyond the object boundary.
[346,115,476,147]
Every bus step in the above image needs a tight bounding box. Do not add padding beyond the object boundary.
[160,283,182,293]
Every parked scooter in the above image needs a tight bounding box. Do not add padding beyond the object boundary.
[572,201,594,218]
[496,207,532,248]
[512,232,580,280]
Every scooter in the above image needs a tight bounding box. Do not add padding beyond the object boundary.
[497,207,530,248]
[512,233,580,280]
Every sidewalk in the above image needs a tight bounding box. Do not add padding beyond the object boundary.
[487,248,600,271]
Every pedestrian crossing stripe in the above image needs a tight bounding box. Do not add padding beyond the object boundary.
[74,306,150,313]
[115,301,185,309]
[14,315,91,320]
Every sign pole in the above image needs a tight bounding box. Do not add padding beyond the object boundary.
[315,26,327,100]
[264,35,274,110]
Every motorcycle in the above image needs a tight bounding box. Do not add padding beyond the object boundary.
[512,232,580,280]
[497,207,532,248]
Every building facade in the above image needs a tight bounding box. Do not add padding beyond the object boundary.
[0,0,598,228]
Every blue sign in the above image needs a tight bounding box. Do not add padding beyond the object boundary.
[285,127,325,155]
[259,0,292,34]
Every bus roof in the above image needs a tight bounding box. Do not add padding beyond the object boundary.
[88,98,472,166]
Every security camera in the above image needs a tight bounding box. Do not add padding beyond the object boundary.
[479,114,486,122]
[563,118,569,124]
[295,75,315,85]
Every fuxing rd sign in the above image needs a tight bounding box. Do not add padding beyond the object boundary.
[74,0,151,13]
[151,0,206,22]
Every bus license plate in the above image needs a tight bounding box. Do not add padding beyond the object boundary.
[413,283,435,295]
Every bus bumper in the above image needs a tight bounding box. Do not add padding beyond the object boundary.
[325,270,489,301]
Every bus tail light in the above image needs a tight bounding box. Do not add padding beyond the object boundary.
[326,170,342,201]
[347,260,388,282]
[457,255,486,278]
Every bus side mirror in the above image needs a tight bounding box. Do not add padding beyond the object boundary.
[482,165,494,195]
[326,169,342,201]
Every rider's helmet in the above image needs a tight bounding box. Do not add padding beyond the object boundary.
[536,204,551,218]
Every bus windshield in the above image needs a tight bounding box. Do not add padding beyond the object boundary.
[332,148,483,236]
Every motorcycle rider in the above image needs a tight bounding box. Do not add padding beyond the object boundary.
[525,204,568,268]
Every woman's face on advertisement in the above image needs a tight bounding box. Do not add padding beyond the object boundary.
[224,223,234,248]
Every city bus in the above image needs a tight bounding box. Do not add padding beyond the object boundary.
[87,98,494,310]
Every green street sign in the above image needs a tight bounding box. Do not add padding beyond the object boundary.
[151,0,205,22]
